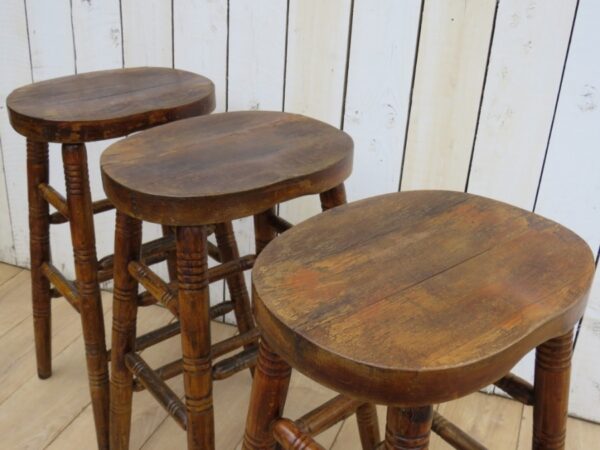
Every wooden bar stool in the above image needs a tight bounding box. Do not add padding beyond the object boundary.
[244,190,596,450]
[6,67,215,449]
[100,111,362,449]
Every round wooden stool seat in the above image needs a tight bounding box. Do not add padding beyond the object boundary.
[101,111,353,225]
[252,190,595,407]
[7,67,215,143]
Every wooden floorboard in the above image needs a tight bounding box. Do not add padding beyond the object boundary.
[0,263,598,449]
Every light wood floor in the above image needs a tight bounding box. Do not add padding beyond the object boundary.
[0,263,598,449]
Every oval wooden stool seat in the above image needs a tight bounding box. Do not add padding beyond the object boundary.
[101,111,353,225]
[101,111,357,449]
[6,67,216,450]
[7,67,215,143]
[245,190,595,450]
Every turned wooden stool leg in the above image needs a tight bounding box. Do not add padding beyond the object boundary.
[254,207,277,254]
[26,139,52,379]
[162,225,178,282]
[356,404,381,450]
[109,212,142,450]
[533,329,574,450]
[385,406,433,450]
[214,222,255,337]
[177,226,215,450]
[319,183,347,211]
[62,143,109,449]
[243,339,292,450]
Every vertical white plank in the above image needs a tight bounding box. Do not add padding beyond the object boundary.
[71,0,122,73]
[535,0,600,254]
[228,0,287,111]
[227,0,288,323]
[174,0,228,112]
[0,0,32,265]
[343,0,420,200]
[26,0,75,80]
[571,261,600,421]
[23,0,76,277]
[121,0,172,67]
[468,0,577,210]
[401,0,496,192]
[279,0,352,223]
[533,0,600,422]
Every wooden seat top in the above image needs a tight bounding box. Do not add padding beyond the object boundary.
[101,111,353,226]
[7,67,215,143]
[252,191,595,406]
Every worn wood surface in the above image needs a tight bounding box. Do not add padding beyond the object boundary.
[1,262,600,449]
[101,111,353,225]
[253,190,595,406]
[7,68,215,143]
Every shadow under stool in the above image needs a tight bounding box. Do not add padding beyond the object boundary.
[100,110,375,449]
[6,67,215,449]
[244,190,595,450]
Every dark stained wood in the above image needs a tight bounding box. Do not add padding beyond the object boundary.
[494,372,535,406]
[252,191,595,407]
[431,412,486,450]
[101,111,354,225]
[356,404,382,450]
[7,67,215,143]
[273,419,326,450]
[125,352,187,430]
[49,198,113,224]
[41,262,79,312]
[296,395,361,436]
[26,139,52,379]
[214,222,256,351]
[62,143,109,450]
[533,330,574,450]
[319,183,347,211]
[255,207,278,255]
[176,226,214,450]
[243,339,292,450]
[212,347,258,380]
[109,211,142,450]
[385,406,433,449]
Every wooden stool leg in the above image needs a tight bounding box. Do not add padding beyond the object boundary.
[62,143,109,450]
[109,211,142,450]
[161,225,177,282]
[176,226,215,450]
[533,329,574,450]
[319,183,347,211]
[26,139,52,379]
[214,222,255,337]
[385,406,433,450]
[254,207,277,254]
[243,339,292,450]
[356,404,381,450]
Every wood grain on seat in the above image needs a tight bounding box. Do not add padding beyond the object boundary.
[252,190,595,406]
[7,67,215,143]
[101,111,353,225]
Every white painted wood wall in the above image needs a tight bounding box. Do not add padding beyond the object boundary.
[0,0,598,422]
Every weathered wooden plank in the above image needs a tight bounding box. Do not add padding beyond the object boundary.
[70,0,122,72]
[121,0,172,67]
[468,0,578,210]
[228,0,287,112]
[343,0,421,200]
[0,0,32,266]
[279,0,352,224]
[401,0,496,191]
[174,0,228,112]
